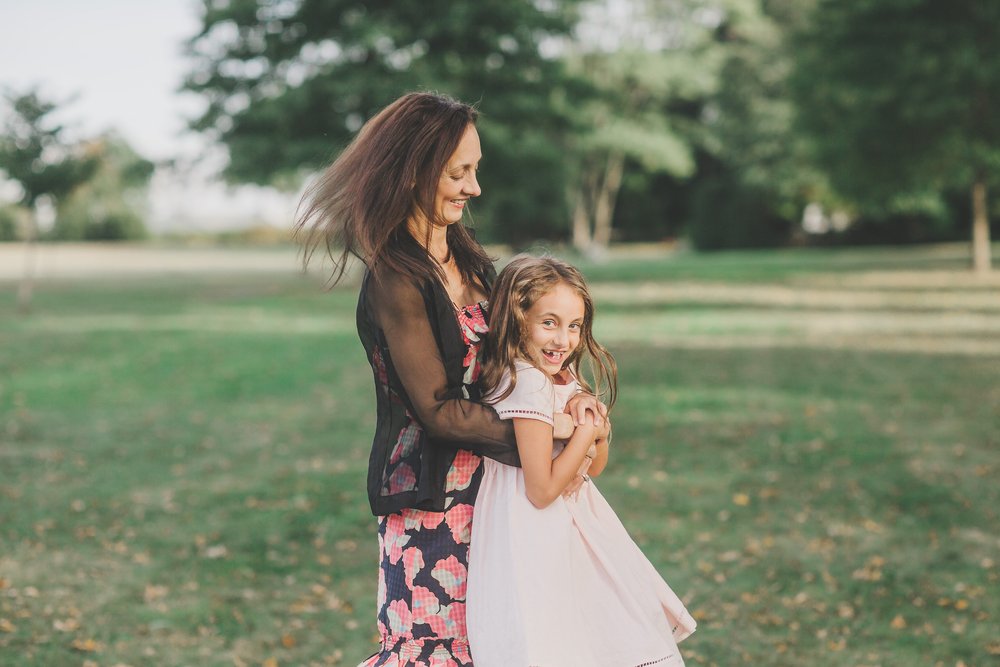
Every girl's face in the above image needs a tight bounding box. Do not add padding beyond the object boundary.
[435,124,482,225]
[524,282,585,377]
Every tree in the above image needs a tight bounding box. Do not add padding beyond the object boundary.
[564,0,723,256]
[183,0,584,243]
[0,90,98,312]
[792,0,999,273]
[689,0,826,249]
[53,132,154,241]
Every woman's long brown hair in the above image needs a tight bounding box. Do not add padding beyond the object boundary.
[480,256,618,411]
[295,92,493,286]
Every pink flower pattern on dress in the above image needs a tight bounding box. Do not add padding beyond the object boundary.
[402,509,445,532]
[386,463,417,495]
[444,503,474,545]
[361,300,488,667]
[445,451,478,492]
[458,302,488,386]
[431,556,468,600]
[389,421,421,466]
[383,514,411,565]
[387,599,412,634]
[402,547,425,588]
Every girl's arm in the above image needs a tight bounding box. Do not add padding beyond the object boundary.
[515,417,597,509]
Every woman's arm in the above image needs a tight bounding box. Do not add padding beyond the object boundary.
[369,271,517,458]
[585,419,611,477]
[564,392,607,427]
[515,417,597,509]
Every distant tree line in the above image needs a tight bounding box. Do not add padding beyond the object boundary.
[3,0,994,272]
[0,90,153,244]
[179,0,997,270]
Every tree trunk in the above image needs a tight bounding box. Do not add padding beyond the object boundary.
[590,150,625,257]
[571,185,592,253]
[16,207,38,314]
[971,176,991,275]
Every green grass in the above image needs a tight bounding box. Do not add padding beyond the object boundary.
[1,245,998,666]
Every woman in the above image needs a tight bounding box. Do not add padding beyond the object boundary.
[296,92,604,666]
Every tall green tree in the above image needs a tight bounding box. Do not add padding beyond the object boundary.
[183,0,583,242]
[0,90,98,311]
[689,0,825,250]
[792,0,999,273]
[564,0,723,256]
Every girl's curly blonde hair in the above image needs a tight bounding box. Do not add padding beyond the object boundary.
[480,255,617,411]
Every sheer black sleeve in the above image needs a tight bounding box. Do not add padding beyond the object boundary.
[367,271,519,464]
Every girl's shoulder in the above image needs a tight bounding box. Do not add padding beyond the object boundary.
[489,360,556,424]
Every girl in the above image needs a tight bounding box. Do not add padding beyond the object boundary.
[467,256,696,667]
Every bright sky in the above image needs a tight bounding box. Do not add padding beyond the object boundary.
[0,0,297,232]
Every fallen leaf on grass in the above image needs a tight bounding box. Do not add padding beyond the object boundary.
[204,544,229,559]
[263,658,278,667]
[144,584,169,603]
[53,618,80,632]
[732,493,750,506]
[890,615,907,629]
[281,633,296,648]
[0,618,15,632]
[71,637,102,652]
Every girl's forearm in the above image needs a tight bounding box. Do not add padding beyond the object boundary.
[527,426,596,508]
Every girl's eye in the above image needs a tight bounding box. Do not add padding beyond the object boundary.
[542,320,555,327]
[569,323,581,330]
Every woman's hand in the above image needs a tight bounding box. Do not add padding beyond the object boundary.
[553,413,575,440]
[564,393,608,427]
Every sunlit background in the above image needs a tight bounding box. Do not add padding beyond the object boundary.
[1,1,998,665]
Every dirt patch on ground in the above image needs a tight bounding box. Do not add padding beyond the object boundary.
[0,243,307,280]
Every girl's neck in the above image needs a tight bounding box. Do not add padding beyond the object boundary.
[520,356,574,386]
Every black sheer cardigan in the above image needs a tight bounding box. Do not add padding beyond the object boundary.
[356,263,520,516]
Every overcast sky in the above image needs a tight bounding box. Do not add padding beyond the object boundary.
[0,0,297,232]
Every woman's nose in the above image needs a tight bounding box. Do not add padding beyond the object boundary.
[464,172,481,197]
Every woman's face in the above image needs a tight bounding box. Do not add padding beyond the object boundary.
[435,124,482,225]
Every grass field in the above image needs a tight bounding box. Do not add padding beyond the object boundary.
[1,244,998,666]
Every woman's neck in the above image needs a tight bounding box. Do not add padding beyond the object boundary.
[408,215,449,264]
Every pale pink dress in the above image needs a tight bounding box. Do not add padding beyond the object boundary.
[467,360,696,667]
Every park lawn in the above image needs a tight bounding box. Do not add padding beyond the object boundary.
[1,245,998,666]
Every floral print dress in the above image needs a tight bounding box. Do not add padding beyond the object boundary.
[360,301,490,667]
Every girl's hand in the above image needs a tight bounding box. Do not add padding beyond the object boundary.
[553,412,575,440]
[564,393,607,427]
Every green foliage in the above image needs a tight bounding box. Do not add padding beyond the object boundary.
[563,1,725,251]
[689,168,793,250]
[0,203,26,241]
[0,90,99,209]
[791,0,1000,203]
[183,0,583,242]
[685,0,828,249]
[52,133,153,241]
